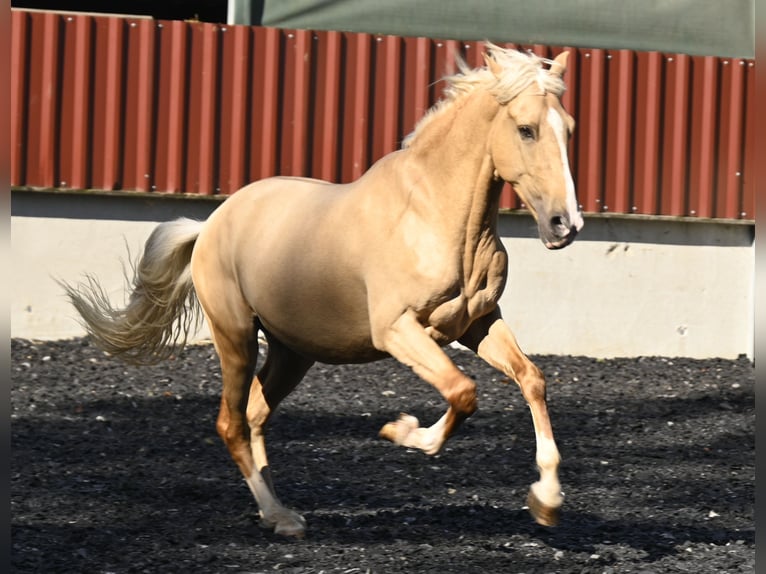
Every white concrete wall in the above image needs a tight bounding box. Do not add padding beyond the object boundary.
[11,191,754,359]
[497,218,754,359]
[12,217,216,340]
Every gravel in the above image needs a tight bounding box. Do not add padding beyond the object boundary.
[12,338,754,573]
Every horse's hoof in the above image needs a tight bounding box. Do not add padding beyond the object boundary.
[378,413,419,444]
[526,489,560,527]
[274,522,306,539]
[260,510,307,538]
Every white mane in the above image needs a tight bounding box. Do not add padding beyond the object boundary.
[403,43,567,148]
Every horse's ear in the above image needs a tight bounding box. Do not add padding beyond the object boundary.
[483,52,503,78]
[550,51,569,76]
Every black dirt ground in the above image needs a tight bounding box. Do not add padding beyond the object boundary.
[11,338,754,573]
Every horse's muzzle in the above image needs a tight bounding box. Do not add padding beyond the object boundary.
[543,225,578,249]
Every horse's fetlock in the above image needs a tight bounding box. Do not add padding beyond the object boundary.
[448,377,478,415]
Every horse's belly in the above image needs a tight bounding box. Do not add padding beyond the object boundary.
[258,307,385,364]
[260,318,387,364]
[249,272,385,364]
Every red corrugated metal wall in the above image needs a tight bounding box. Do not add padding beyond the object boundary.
[11,9,755,219]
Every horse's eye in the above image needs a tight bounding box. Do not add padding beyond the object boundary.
[518,125,536,141]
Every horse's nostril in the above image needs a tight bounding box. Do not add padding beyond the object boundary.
[550,215,567,230]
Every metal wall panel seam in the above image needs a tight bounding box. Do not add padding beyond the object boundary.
[349,33,371,182]
[410,37,430,134]
[99,17,125,191]
[603,50,633,214]
[221,24,251,193]
[580,49,606,213]
[634,52,662,215]
[58,13,73,188]
[379,35,402,155]
[196,24,220,195]
[286,29,311,177]
[121,19,146,191]
[689,56,718,218]
[721,59,746,219]
[662,53,690,216]
[66,15,92,189]
[35,12,60,188]
[10,10,28,187]
[133,20,156,192]
[160,20,189,193]
[252,26,280,181]
[740,61,755,219]
[317,30,341,182]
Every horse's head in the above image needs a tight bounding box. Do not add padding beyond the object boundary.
[486,48,584,249]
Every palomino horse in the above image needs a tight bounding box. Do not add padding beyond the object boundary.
[62,44,583,537]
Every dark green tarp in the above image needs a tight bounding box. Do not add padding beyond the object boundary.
[231,0,753,58]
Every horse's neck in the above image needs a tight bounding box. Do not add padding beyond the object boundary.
[380,93,502,288]
[404,90,503,252]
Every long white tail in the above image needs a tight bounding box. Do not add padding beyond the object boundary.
[60,217,205,365]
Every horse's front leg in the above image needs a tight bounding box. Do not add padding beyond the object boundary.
[459,309,563,527]
[377,310,478,455]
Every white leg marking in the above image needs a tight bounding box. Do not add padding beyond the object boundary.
[530,435,563,507]
[245,469,307,536]
[244,469,281,518]
[382,412,449,455]
[244,383,306,536]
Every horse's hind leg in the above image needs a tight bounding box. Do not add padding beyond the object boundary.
[245,330,314,536]
[200,297,310,537]
[459,309,563,527]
